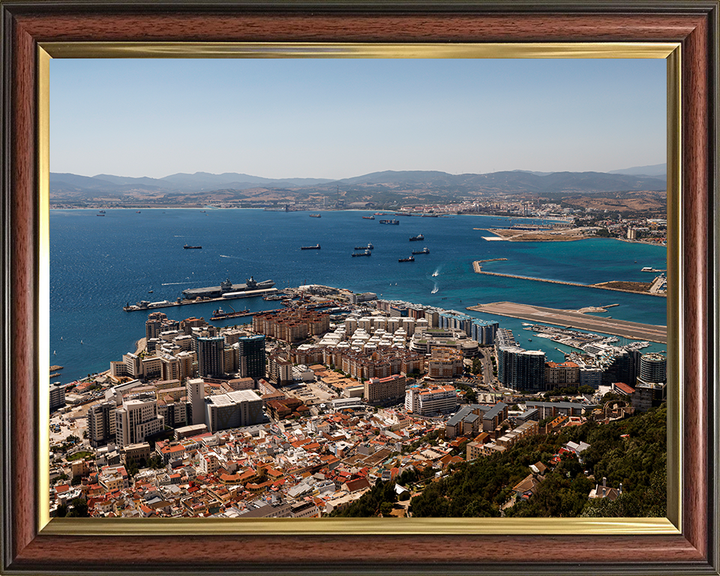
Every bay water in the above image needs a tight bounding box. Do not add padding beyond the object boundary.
[50,209,667,383]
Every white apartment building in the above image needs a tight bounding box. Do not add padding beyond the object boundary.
[187,378,206,425]
[204,389,264,433]
[115,395,164,448]
[417,384,458,415]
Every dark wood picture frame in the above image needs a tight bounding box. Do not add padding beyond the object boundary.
[1,1,717,574]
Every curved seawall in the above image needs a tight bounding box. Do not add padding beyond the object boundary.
[472,261,666,298]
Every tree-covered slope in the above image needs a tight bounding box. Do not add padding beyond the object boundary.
[335,404,666,518]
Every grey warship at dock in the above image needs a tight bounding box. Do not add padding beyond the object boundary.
[182,277,275,300]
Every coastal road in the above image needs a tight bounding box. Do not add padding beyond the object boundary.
[468,301,667,344]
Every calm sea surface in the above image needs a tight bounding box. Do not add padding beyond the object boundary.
[50,209,668,383]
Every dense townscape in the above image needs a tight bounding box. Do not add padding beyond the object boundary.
[49,281,667,519]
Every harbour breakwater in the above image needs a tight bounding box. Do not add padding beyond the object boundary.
[472,261,666,298]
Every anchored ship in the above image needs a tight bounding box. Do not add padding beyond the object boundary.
[409,234,424,241]
[398,256,415,262]
[183,277,275,300]
[380,219,400,225]
[411,246,430,255]
[354,243,374,250]
[301,244,321,250]
[210,307,251,320]
[352,249,372,257]
[184,245,202,249]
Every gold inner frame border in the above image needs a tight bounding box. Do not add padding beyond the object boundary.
[37,41,682,537]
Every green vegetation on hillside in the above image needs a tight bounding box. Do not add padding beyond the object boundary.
[335,404,666,518]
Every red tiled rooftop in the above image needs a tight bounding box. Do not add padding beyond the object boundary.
[614,382,635,395]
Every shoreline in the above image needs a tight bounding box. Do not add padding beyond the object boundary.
[48,206,572,223]
[134,338,147,355]
[479,228,664,246]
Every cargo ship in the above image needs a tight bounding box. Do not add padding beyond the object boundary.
[210,307,251,321]
[411,246,430,255]
[380,219,400,225]
[409,234,424,241]
[352,250,372,257]
[398,256,415,262]
[301,244,321,250]
[310,214,321,218]
[184,245,202,249]
[354,243,374,250]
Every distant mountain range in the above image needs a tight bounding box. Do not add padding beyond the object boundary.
[607,163,667,177]
[50,171,334,195]
[49,164,666,207]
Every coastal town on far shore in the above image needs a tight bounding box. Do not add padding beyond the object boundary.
[48,199,668,520]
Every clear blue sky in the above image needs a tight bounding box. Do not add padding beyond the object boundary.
[50,58,666,179]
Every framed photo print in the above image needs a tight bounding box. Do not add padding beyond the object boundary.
[1,1,717,575]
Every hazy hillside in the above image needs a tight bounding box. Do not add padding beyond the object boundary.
[49,167,666,207]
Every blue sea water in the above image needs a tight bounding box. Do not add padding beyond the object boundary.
[50,209,667,383]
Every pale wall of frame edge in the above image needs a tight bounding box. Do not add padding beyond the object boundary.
[37,40,681,537]
[0,3,13,572]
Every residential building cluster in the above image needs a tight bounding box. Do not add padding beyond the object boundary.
[48,287,666,518]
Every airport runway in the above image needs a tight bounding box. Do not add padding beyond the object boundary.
[467,301,667,344]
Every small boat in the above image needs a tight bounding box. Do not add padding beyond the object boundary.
[310,214,321,218]
[432,271,439,277]
[99,210,106,213]
[399,256,415,262]
[409,234,424,241]
[431,287,438,294]
[184,245,202,249]
[301,244,321,250]
[148,290,153,294]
